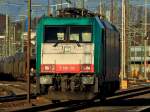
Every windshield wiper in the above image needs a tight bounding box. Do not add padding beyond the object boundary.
[70,40,81,47]
[53,41,59,47]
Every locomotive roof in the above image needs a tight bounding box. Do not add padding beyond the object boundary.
[101,20,119,32]
[37,16,94,26]
[37,8,118,33]
[37,16,118,33]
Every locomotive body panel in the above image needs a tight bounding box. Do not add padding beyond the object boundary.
[41,43,94,73]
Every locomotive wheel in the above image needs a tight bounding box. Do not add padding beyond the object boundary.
[99,84,106,102]
[99,94,106,102]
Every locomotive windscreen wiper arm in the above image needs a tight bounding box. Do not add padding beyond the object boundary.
[70,40,81,47]
[53,41,59,47]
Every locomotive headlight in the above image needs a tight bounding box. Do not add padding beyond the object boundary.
[82,76,94,85]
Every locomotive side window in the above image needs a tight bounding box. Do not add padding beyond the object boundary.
[44,26,66,42]
[69,26,92,42]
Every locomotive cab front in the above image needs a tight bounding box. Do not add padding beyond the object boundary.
[41,25,94,74]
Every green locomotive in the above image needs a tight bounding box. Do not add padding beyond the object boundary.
[36,8,120,100]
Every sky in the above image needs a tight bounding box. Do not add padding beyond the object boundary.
[0,0,149,21]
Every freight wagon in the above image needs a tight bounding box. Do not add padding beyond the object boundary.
[0,32,36,81]
[0,53,36,81]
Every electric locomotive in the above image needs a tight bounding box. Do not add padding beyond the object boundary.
[36,8,120,100]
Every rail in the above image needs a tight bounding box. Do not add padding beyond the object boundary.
[11,86,150,112]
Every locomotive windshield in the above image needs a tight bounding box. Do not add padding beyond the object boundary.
[44,26,66,42]
[70,26,92,42]
[44,25,92,43]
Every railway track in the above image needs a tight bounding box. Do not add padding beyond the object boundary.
[11,86,150,112]
[0,81,36,95]
[0,81,36,102]
[109,87,150,101]
[1,85,147,103]
[0,94,37,103]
